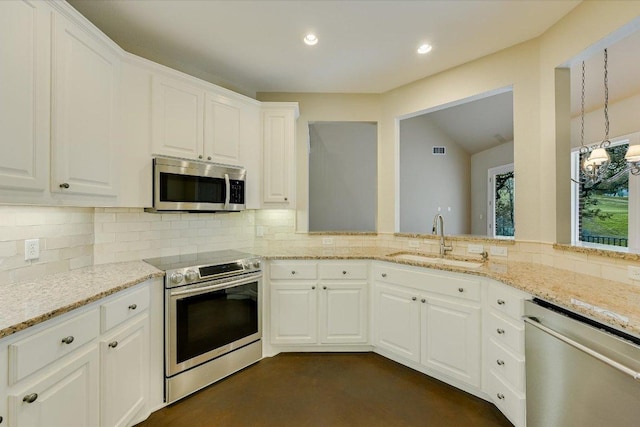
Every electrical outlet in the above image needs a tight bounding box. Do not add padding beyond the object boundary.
[322,237,334,245]
[256,226,264,237]
[629,266,640,281]
[409,240,420,248]
[467,244,484,254]
[489,246,508,257]
[25,239,40,261]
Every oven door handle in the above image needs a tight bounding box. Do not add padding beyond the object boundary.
[224,173,230,208]
[170,274,261,297]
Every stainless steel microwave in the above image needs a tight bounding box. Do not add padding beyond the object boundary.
[146,157,246,213]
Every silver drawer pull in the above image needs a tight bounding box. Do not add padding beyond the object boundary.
[108,341,118,348]
[412,296,417,301]
[311,286,316,290]
[381,273,387,278]
[458,287,464,293]
[128,304,137,310]
[61,336,74,345]
[59,183,70,189]
[23,393,38,403]
[497,299,506,305]
[342,270,347,275]
[497,393,505,400]
[496,359,505,366]
[291,271,296,275]
[421,298,426,303]
[496,328,505,335]
[323,286,327,290]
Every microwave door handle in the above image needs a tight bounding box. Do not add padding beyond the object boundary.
[224,173,230,208]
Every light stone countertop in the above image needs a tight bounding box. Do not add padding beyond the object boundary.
[3,247,640,341]
[248,246,640,338]
[0,261,164,339]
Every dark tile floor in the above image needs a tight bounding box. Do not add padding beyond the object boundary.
[138,352,512,427]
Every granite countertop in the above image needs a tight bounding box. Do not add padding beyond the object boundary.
[0,261,164,339]
[3,247,640,341]
[249,246,640,338]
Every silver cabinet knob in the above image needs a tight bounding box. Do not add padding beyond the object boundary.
[0,415,3,423]
[23,393,38,403]
[496,359,505,366]
[128,304,137,310]
[291,271,296,275]
[61,336,74,345]
[421,298,426,303]
[108,341,118,348]
[458,288,464,293]
[497,393,505,400]
[497,299,506,305]
[411,296,417,301]
[284,197,288,201]
[323,286,327,290]
[497,328,505,335]
[342,270,347,275]
[381,273,387,278]
[198,155,203,159]
[311,286,316,290]
[59,183,70,189]
[207,156,212,160]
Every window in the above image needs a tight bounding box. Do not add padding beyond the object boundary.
[488,164,515,239]
[571,139,638,251]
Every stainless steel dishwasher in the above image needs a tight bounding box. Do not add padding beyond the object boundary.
[524,299,640,427]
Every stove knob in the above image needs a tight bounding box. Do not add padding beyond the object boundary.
[170,272,184,285]
[185,270,198,282]
[252,260,261,269]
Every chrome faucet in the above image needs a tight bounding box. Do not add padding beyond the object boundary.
[432,214,453,257]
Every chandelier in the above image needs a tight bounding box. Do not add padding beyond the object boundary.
[578,48,640,188]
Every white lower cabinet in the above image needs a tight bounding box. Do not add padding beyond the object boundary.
[1,280,157,427]
[100,314,149,427]
[373,263,481,388]
[8,345,99,427]
[269,261,368,346]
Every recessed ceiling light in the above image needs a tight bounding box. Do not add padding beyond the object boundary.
[417,44,433,55]
[304,34,318,46]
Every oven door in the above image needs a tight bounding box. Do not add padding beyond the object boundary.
[166,273,261,377]
[153,157,245,212]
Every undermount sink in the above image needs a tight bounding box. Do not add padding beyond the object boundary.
[389,253,484,269]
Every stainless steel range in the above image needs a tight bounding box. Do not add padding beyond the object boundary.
[144,250,262,403]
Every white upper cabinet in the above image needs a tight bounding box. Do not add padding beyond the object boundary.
[261,103,298,207]
[204,93,241,164]
[0,0,50,192]
[151,75,204,160]
[51,12,120,197]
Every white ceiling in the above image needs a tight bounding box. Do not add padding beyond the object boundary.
[67,0,580,96]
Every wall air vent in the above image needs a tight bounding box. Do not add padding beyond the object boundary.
[432,146,446,155]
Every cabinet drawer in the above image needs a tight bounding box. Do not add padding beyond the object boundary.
[488,282,526,321]
[9,309,100,384]
[319,263,368,280]
[101,285,150,333]
[373,265,480,302]
[487,371,526,427]
[488,311,524,354]
[270,262,317,280]
[487,338,525,392]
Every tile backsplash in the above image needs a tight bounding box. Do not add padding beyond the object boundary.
[0,205,94,285]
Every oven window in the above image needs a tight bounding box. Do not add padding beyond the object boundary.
[160,173,225,203]
[175,282,258,364]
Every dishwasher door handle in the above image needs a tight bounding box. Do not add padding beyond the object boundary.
[523,316,640,382]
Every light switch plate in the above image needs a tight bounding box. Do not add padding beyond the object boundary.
[322,237,334,245]
[489,246,508,257]
[256,226,264,237]
[25,239,40,260]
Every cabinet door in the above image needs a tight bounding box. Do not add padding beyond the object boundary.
[51,14,119,196]
[100,314,149,427]
[373,282,420,363]
[270,283,317,344]
[262,107,296,206]
[152,75,204,160]
[204,93,241,165]
[0,0,50,192]
[319,282,368,344]
[421,296,481,387]
[8,345,99,427]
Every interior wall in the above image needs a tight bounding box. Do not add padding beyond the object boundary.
[470,141,514,236]
[399,116,470,234]
[255,93,382,232]
[308,122,377,232]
